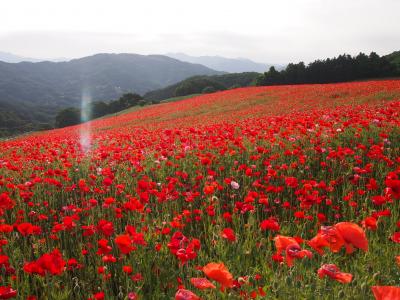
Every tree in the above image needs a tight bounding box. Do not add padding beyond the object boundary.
[138,100,147,106]
[90,101,110,118]
[256,66,282,85]
[175,81,197,97]
[175,78,225,97]
[229,84,241,89]
[108,93,143,113]
[55,107,81,128]
[202,86,217,94]
[256,52,398,87]
[119,93,143,107]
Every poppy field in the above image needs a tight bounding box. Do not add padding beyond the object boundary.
[1,80,400,299]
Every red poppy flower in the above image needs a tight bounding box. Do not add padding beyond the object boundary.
[385,178,400,199]
[0,255,9,267]
[0,193,15,212]
[115,234,135,254]
[274,235,299,256]
[102,255,117,263]
[309,222,368,254]
[371,286,400,300]
[0,196,14,217]
[273,235,312,267]
[123,265,133,274]
[97,239,112,255]
[97,219,114,237]
[285,177,298,188]
[391,232,400,243]
[16,223,34,236]
[372,195,387,206]
[317,264,353,283]
[190,277,216,289]
[128,292,138,300]
[308,233,331,255]
[23,249,65,276]
[203,262,234,290]
[221,228,236,242]
[203,185,215,195]
[0,286,17,299]
[334,222,368,253]
[362,217,378,231]
[260,218,280,231]
[175,289,200,300]
[93,291,105,300]
[168,232,200,265]
[0,225,13,234]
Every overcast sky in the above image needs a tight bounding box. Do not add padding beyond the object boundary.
[1,0,399,64]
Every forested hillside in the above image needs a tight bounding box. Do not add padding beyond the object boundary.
[0,53,220,136]
[144,72,259,102]
[256,52,399,86]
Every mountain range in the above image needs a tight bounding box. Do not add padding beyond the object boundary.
[166,53,283,73]
[0,51,44,63]
[0,51,70,63]
[0,51,280,73]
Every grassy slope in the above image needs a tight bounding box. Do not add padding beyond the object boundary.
[159,94,201,103]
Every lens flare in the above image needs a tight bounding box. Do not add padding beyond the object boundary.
[80,88,92,153]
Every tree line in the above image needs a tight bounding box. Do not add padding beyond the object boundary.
[256,52,399,86]
[55,93,145,128]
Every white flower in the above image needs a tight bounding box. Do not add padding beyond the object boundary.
[96,167,102,175]
[231,181,240,190]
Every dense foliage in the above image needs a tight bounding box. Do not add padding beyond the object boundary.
[256,52,399,86]
[174,78,226,97]
[385,51,400,72]
[55,93,144,128]
[54,107,81,128]
[144,72,259,102]
[0,80,400,299]
[0,104,53,138]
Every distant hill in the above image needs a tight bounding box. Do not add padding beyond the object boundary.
[0,51,69,63]
[0,53,220,136]
[0,51,44,63]
[166,53,283,73]
[144,72,259,102]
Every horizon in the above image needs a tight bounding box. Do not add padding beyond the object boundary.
[1,49,398,67]
[2,0,400,65]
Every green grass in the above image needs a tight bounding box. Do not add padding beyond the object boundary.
[159,94,201,103]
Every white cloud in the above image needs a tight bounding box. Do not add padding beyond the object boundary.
[0,0,399,63]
